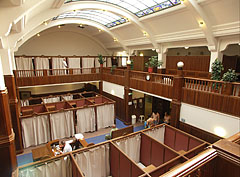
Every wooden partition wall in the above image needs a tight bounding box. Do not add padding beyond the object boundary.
[20,92,115,148]
[17,125,240,177]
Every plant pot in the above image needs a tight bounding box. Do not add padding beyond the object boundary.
[148,67,153,73]
[100,64,103,67]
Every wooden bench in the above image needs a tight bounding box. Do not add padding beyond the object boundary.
[112,125,134,139]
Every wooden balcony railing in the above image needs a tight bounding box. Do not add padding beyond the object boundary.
[166,69,210,79]
[184,77,240,97]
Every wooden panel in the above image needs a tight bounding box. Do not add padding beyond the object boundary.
[174,132,189,151]
[131,163,144,177]
[182,88,240,117]
[110,143,119,177]
[179,122,222,144]
[164,126,175,149]
[164,148,178,162]
[131,56,149,72]
[151,140,164,166]
[102,74,125,86]
[140,134,151,166]
[166,56,210,72]
[119,153,131,177]
[16,73,101,87]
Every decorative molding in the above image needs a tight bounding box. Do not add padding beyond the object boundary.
[0,129,15,145]
[212,21,240,37]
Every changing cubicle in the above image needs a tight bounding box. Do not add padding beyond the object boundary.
[17,124,213,177]
[20,92,115,148]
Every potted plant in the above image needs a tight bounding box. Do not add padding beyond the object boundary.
[110,65,117,74]
[211,58,224,81]
[98,54,106,67]
[222,69,237,82]
[145,56,163,73]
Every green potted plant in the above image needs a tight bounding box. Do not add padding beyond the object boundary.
[98,54,106,67]
[211,58,224,81]
[222,69,237,82]
[145,56,163,73]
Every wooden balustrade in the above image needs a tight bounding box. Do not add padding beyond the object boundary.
[232,83,240,97]
[166,69,210,79]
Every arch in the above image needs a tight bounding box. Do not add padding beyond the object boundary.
[11,18,128,51]
[8,1,158,51]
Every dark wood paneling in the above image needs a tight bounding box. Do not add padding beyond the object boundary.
[140,134,151,166]
[102,91,126,123]
[131,56,149,72]
[16,73,101,87]
[4,75,23,153]
[102,74,125,86]
[166,56,210,72]
[130,79,173,99]
[182,88,240,117]
[119,153,131,177]
[179,122,222,144]
[110,143,119,177]
[0,89,17,177]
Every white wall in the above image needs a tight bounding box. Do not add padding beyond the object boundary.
[180,103,240,138]
[15,31,108,56]
[103,81,124,99]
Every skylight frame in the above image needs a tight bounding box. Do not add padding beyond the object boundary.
[64,0,181,18]
[52,9,128,28]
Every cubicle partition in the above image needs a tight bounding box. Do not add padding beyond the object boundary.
[19,92,115,148]
[18,124,212,177]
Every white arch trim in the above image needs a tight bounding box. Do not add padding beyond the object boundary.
[13,18,127,51]
[8,1,158,51]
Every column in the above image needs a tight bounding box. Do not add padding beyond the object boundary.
[0,57,17,177]
[209,49,223,72]
[0,48,23,153]
[124,63,131,124]
[156,46,167,74]
[171,62,184,128]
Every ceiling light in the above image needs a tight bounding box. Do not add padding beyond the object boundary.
[152,49,155,51]
[185,46,189,49]
[79,24,83,27]
[113,38,118,42]
[180,0,185,4]
[58,25,61,29]
[199,21,204,27]
[44,21,48,26]
[143,31,148,37]
[37,33,40,37]
[98,28,102,32]
[140,53,144,56]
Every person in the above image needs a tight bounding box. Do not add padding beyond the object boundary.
[164,112,171,124]
[105,124,118,140]
[152,112,160,125]
[63,141,73,153]
[145,114,155,128]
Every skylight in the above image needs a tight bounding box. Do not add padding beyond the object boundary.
[52,10,128,28]
[65,0,181,17]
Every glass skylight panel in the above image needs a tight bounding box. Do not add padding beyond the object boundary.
[64,0,181,18]
[53,10,127,28]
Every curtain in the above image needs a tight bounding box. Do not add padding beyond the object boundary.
[62,95,73,101]
[19,156,72,177]
[43,97,60,103]
[68,57,81,74]
[21,115,50,148]
[115,134,141,163]
[52,57,67,75]
[96,104,114,130]
[75,144,110,177]
[118,57,122,67]
[20,100,29,107]
[15,56,34,77]
[50,111,75,140]
[82,57,94,74]
[35,57,50,76]
[106,57,112,67]
[145,126,165,143]
[76,107,96,133]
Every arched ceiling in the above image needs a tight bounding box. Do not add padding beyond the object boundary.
[0,0,239,53]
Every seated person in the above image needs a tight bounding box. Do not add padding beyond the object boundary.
[63,140,73,153]
[164,112,171,124]
[105,124,118,140]
[145,115,155,128]
[152,112,160,125]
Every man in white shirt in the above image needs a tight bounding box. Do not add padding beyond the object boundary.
[63,141,72,153]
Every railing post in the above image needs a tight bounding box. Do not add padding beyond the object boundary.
[223,82,233,96]
[124,64,131,124]
[171,66,185,128]
[99,66,103,94]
